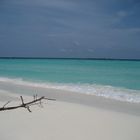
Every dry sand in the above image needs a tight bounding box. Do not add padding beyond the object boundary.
[0,90,140,140]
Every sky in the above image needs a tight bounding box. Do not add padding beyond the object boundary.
[0,0,140,59]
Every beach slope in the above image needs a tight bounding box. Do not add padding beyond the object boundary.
[0,92,140,140]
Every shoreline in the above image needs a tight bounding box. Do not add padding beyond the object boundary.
[0,84,140,116]
[0,77,140,103]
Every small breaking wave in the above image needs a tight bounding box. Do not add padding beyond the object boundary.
[0,77,140,103]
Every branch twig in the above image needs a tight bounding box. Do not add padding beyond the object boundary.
[0,95,56,112]
[3,101,11,108]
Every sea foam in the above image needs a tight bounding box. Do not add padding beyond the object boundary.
[0,77,140,103]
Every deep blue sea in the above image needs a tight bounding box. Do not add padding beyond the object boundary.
[0,59,140,103]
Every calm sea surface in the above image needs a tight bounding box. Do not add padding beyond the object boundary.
[0,59,140,103]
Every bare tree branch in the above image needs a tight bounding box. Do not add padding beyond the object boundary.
[0,95,56,112]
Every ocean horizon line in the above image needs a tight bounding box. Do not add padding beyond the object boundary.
[0,57,140,61]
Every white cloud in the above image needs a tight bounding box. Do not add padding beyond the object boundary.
[87,49,94,52]
[73,41,80,47]
[60,48,67,52]
[117,11,128,17]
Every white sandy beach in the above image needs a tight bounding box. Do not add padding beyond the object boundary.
[0,89,140,140]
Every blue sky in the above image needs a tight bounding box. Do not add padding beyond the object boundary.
[0,0,140,58]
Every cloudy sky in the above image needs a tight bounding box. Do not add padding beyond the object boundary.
[0,0,140,59]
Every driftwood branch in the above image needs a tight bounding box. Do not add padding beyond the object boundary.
[0,95,55,112]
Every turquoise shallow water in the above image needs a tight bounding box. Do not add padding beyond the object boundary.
[0,59,140,90]
[0,59,140,103]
